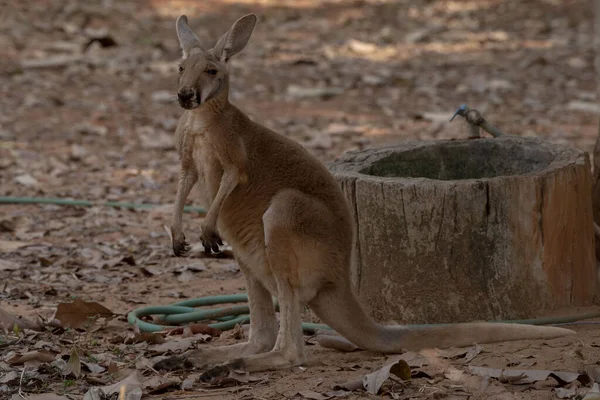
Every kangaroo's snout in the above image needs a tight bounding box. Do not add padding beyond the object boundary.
[177,88,197,108]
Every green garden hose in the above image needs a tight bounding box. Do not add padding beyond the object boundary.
[127,293,331,334]
[0,196,206,214]
[127,293,600,334]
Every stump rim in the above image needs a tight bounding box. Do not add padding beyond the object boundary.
[329,136,587,184]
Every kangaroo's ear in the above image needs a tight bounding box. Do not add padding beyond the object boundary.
[176,15,205,59]
[213,14,257,63]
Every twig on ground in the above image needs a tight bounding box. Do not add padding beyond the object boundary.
[18,366,26,399]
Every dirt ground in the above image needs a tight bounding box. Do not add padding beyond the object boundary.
[2,0,600,399]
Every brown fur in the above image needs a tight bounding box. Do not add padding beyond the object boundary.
[160,13,575,375]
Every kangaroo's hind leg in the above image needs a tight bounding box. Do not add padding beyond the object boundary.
[154,257,278,371]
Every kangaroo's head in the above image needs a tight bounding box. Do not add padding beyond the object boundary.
[174,14,257,110]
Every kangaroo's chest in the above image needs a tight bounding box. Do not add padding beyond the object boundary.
[192,135,222,206]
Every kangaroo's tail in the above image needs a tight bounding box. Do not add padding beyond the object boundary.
[308,283,575,352]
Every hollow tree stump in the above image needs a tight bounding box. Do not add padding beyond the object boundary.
[329,136,597,324]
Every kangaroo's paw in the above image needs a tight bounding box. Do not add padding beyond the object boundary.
[171,227,191,257]
[200,223,223,254]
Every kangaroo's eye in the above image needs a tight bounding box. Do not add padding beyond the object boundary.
[206,69,218,75]
[178,65,184,73]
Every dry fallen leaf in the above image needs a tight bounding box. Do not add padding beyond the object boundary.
[231,372,266,384]
[469,366,584,386]
[397,351,430,368]
[83,370,143,400]
[444,367,465,382]
[202,369,267,388]
[0,307,42,331]
[0,239,29,252]
[55,298,114,330]
[554,386,579,399]
[185,262,207,272]
[182,326,195,338]
[149,337,194,354]
[177,270,194,283]
[298,389,330,400]
[0,370,19,384]
[434,344,484,361]
[464,344,483,363]
[8,350,56,365]
[143,375,180,394]
[324,390,352,398]
[220,323,245,340]
[79,247,104,269]
[63,347,82,378]
[82,360,106,374]
[578,383,600,400]
[586,365,600,383]
[139,265,163,276]
[181,373,200,390]
[103,255,135,269]
[14,173,38,187]
[333,378,363,392]
[107,363,136,382]
[126,332,166,344]
[167,324,221,337]
[363,360,411,395]
[0,215,29,233]
[0,259,20,271]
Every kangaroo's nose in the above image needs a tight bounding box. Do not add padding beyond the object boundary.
[177,88,195,102]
